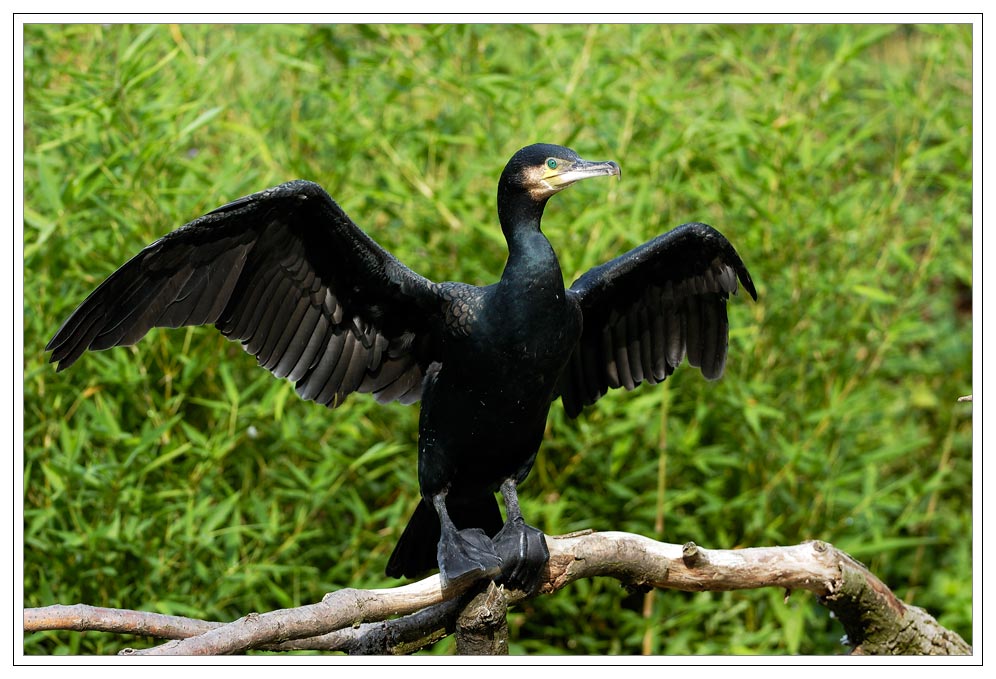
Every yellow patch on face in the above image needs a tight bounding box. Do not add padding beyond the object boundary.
[522,160,570,200]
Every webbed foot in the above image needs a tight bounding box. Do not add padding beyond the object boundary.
[437,527,503,590]
[493,517,549,593]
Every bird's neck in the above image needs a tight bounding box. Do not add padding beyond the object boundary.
[502,229,561,285]
[497,192,563,289]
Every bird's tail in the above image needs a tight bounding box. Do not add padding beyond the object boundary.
[386,495,503,579]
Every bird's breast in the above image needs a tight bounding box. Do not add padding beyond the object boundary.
[483,287,580,370]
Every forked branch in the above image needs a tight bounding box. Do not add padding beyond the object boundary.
[23,533,971,656]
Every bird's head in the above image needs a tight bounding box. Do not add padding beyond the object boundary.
[501,143,621,202]
[497,143,620,233]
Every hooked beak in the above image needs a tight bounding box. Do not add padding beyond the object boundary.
[546,158,622,189]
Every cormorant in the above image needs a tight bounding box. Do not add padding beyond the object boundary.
[46,143,757,591]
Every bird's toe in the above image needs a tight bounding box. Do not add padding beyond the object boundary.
[437,527,503,590]
[493,520,550,593]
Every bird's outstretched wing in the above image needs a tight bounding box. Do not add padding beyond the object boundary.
[46,180,443,408]
[560,223,757,418]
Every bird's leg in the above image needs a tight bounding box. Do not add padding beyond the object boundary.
[492,477,550,593]
[432,491,502,590]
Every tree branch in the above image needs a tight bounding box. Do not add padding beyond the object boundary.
[22,533,971,656]
[455,581,509,655]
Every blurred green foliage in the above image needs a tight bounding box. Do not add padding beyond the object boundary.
[23,23,972,655]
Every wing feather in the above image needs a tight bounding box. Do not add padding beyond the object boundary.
[280,307,326,381]
[46,180,445,410]
[261,295,311,374]
[560,222,755,418]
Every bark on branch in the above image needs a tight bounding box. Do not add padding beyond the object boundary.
[23,533,971,656]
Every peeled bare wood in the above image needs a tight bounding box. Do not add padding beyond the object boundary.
[544,533,971,655]
[22,533,971,656]
[125,577,457,656]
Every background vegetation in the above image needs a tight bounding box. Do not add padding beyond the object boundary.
[22,23,973,655]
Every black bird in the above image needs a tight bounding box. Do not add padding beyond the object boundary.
[46,143,757,591]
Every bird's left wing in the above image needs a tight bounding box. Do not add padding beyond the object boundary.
[559,223,757,418]
[46,180,445,408]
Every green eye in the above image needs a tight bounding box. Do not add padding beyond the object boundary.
[546,158,558,170]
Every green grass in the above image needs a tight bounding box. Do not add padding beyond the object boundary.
[22,23,973,655]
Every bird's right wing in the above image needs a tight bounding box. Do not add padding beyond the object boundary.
[559,222,757,418]
[46,180,445,408]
